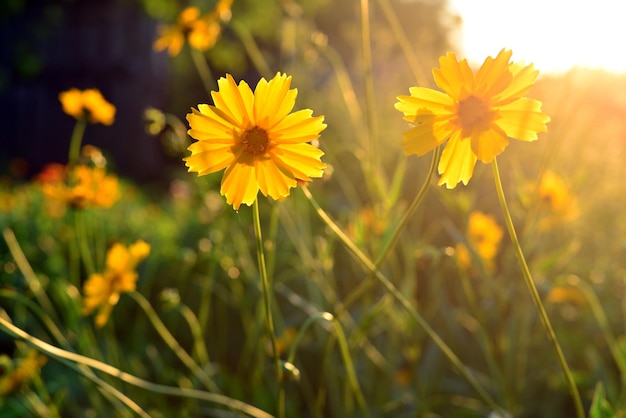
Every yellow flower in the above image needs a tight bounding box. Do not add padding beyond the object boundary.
[395,49,550,188]
[547,286,586,305]
[0,349,47,396]
[153,3,230,57]
[41,164,120,209]
[185,73,327,210]
[536,170,578,226]
[456,211,503,274]
[82,241,150,327]
[59,88,116,125]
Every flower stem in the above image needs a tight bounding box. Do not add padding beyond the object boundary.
[68,118,87,168]
[128,291,220,393]
[252,199,284,418]
[491,158,584,418]
[190,48,217,95]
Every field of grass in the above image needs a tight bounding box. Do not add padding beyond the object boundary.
[1,1,626,417]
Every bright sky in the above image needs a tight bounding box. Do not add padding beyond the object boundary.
[447,0,626,74]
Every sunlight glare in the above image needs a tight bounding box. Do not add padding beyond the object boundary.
[448,0,626,74]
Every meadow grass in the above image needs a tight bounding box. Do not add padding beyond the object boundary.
[1,1,626,417]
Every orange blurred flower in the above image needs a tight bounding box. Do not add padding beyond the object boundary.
[82,240,150,327]
[41,164,120,210]
[0,349,47,396]
[456,211,503,274]
[536,170,578,229]
[59,88,115,125]
[153,2,232,57]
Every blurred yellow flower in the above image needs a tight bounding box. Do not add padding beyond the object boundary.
[456,211,503,274]
[82,240,150,327]
[153,2,232,57]
[59,88,115,125]
[537,170,578,226]
[185,73,326,210]
[0,349,47,396]
[41,164,120,210]
[395,49,550,188]
[547,286,586,305]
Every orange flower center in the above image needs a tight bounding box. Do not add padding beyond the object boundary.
[456,95,491,131]
[241,127,269,155]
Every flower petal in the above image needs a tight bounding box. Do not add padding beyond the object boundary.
[220,160,259,210]
[211,74,253,127]
[187,107,238,141]
[471,127,510,163]
[185,141,236,176]
[494,98,550,141]
[256,158,295,199]
[395,87,454,121]
[401,115,455,156]
[474,49,514,98]
[270,143,326,181]
[254,73,297,128]
[433,52,474,100]
[272,111,326,144]
[437,132,477,188]
[494,62,540,105]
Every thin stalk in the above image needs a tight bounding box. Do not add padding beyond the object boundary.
[491,158,584,418]
[179,304,211,367]
[190,48,217,95]
[359,0,379,185]
[68,118,87,168]
[285,312,371,418]
[74,210,96,277]
[0,313,273,418]
[128,291,220,393]
[252,199,284,418]
[231,21,273,79]
[301,186,505,415]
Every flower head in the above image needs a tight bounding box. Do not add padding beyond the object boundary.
[185,73,326,210]
[456,211,503,274]
[395,49,550,188]
[41,164,120,210]
[153,3,231,57]
[82,240,150,327]
[59,88,115,125]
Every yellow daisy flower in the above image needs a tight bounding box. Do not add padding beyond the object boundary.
[395,49,550,188]
[456,211,503,274]
[185,73,327,210]
[153,3,229,57]
[59,88,115,125]
[41,164,120,210]
[82,240,150,327]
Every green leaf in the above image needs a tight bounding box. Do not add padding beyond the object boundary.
[589,382,614,418]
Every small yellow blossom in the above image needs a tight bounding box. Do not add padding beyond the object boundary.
[0,349,47,396]
[41,164,120,210]
[185,73,326,210]
[536,170,578,229]
[59,88,116,125]
[547,286,586,305]
[82,240,151,327]
[395,49,550,188]
[153,2,232,57]
[456,211,503,274]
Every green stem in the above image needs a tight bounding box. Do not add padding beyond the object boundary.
[252,199,284,418]
[74,209,96,277]
[301,186,505,414]
[231,21,273,79]
[359,0,379,184]
[491,158,584,418]
[179,304,211,367]
[190,48,217,95]
[68,118,87,168]
[128,291,220,393]
[0,313,273,418]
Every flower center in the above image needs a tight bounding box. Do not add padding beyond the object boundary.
[241,126,269,155]
[457,95,490,131]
